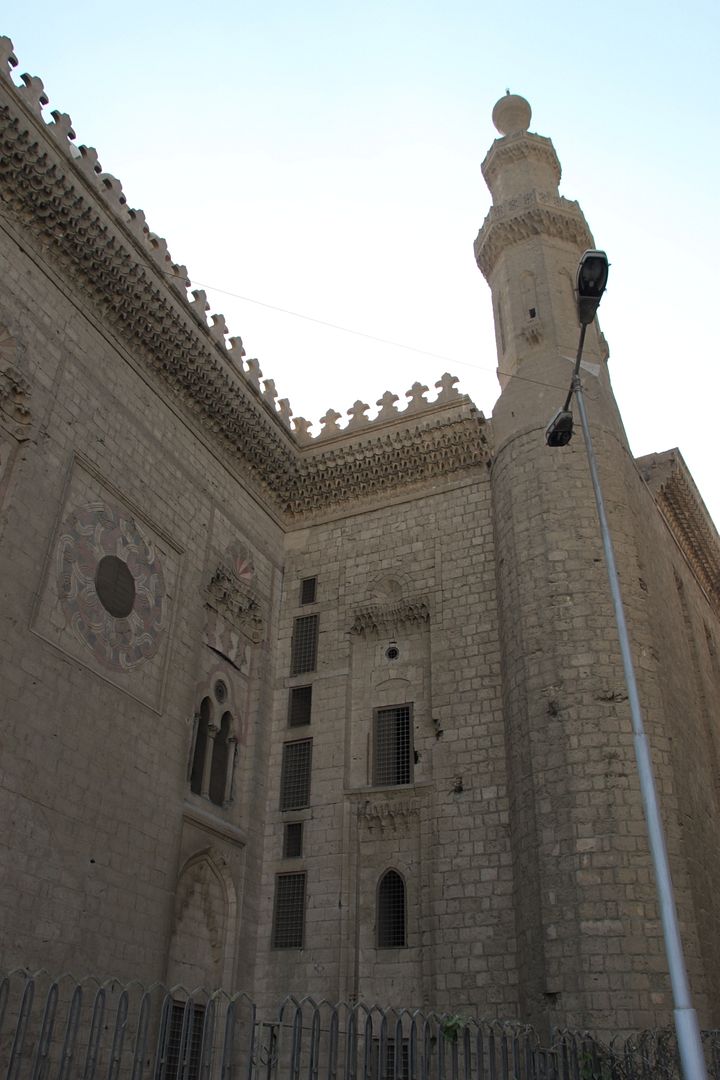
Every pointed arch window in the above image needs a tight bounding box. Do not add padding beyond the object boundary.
[377,869,406,948]
[190,697,211,795]
[189,699,237,807]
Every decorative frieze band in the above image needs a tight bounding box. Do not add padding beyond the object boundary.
[481,131,561,189]
[358,797,420,832]
[474,193,594,279]
[350,596,430,635]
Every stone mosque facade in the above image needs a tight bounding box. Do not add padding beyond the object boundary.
[1,38,719,1037]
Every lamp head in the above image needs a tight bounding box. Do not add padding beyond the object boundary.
[546,408,574,447]
[576,249,609,325]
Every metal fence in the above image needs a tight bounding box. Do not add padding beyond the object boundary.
[1,971,719,1080]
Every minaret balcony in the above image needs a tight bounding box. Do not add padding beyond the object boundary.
[474,191,594,279]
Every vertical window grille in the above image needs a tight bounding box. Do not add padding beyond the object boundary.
[288,685,313,727]
[372,1038,409,1080]
[377,870,406,948]
[272,872,306,948]
[279,739,313,810]
[373,705,412,786]
[283,821,304,858]
[190,698,210,794]
[161,1001,205,1080]
[290,615,318,675]
[300,576,317,605]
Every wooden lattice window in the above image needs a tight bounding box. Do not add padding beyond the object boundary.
[272,872,306,948]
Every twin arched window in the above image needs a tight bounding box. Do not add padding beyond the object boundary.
[377,869,406,948]
[190,696,237,807]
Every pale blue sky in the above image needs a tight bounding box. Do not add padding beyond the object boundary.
[5,1,720,520]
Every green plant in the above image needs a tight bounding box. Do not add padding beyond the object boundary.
[440,1015,469,1043]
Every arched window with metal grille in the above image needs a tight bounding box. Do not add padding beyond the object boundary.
[377,869,406,948]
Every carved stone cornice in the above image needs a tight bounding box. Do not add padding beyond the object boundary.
[0,44,492,519]
[474,192,594,279]
[0,87,297,508]
[638,449,720,613]
[481,132,561,189]
[350,596,430,635]
[292,407,488,518]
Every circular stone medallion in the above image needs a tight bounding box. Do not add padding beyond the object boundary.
[56,502,167,671]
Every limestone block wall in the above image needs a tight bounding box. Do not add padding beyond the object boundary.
[491,399,720,1037]
[254,472,519,1015]
[0,222,283,989]
[624,465,720,1026]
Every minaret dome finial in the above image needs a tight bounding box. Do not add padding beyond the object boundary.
[492,92,532,136]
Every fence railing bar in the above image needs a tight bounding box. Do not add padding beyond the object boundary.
[198,996,216,1080]
[106,989,128,1080]
[220,1000,236,1080]
[56,983,83,1080]
[130,990,152,1080]
[82,986,106,1080]
[3,973,718,1080]
[7,973,35,1080]
[326,1008,339,1080]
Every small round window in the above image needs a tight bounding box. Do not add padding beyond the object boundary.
[385,645,400,661]
[94,555,135,618]
[214,680,228,704]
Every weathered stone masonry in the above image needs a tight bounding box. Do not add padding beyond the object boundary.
[0,45,718,1038]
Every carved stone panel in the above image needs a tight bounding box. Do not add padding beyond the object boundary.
[0,323,31,440]
[203,529,268,670]
[31,458,181,710]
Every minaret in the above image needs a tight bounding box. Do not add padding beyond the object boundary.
[476,93,624,449]
[475,95,704,1035]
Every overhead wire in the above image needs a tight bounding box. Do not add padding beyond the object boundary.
[161,268,593,398]
[0,202,596,400]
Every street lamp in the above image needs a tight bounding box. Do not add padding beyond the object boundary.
[546,252,707,1080]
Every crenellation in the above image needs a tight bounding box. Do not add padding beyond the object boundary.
[0,36,18,78]
[17,70,48,114]
[210,311,230,345]
[48,108,76,147]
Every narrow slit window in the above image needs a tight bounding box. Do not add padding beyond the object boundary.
[280,739,313,810]
[290,615,319,675]
[300,576,317,605]
[283,821,304,858]
[272,872,306,948]
[288,685,313,727]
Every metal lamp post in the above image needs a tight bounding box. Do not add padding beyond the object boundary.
[546,251,707,1080]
